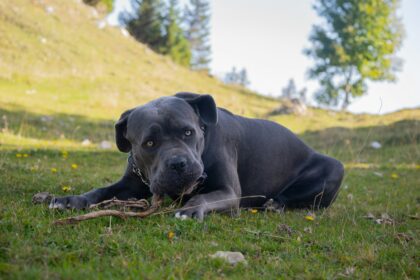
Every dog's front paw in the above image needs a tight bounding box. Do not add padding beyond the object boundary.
[49,195,90,210]
[175,195,206,221]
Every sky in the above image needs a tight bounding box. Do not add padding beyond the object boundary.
[108,0,419,114]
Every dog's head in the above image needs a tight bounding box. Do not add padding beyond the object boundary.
[115,93,217,197]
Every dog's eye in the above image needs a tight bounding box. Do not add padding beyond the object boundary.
[145,140,154,147]
[184,130,192,136]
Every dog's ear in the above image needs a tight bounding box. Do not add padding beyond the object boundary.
[175,92,218,125]
[115,108,134,153]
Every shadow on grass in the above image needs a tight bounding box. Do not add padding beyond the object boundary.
[0,106,115,143]
[298,119,419,163]
[1,104,419,164]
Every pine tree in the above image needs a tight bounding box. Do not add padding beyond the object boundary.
[162,0,191,67]
[305,0,404,110]
[127,0,166,53]
[281,79,297,99]
[238,68,250,87]
[184,0,211,71]
[224,67,251,87]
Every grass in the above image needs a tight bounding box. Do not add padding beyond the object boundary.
[1,0,419,279]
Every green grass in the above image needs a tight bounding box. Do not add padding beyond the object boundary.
[1,0,419,279]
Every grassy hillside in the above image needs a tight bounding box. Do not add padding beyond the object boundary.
[0,0,419,279]
[0,0,276,120]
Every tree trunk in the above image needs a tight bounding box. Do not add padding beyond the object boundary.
[341,91,350,111]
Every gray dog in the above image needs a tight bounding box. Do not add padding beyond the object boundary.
[50,92,344,220]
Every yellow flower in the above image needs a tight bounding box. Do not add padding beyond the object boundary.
[51,168,57,173]
[390,173,399,179]
[71,163,78,169]
[305,213,315,221]
[62,151,68,158]
[168,231,175,240]
[250,209,258,214]
[16,153,22,158]
[23,153,29,158]
[62,186,72,192]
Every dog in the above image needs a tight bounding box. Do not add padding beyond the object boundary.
[50,92,344,220]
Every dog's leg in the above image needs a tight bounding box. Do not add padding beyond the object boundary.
[49,166,152,210]
[175,189,240,221]
[175,162,241,221]
[273,153,344,209]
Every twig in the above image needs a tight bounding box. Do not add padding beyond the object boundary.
[89,197,150,210]
[54,195,163,226]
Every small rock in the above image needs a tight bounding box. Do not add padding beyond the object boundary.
[375,214,394,225]
[91,8,98,18]
[81,139,91,146]
[304,226,312,234]
[381,213,390,219]
[99,140,112,149]
[210,251,247,265]
[32,192,53,204]
[45,6,54,14]
[373,172,383,177]
[25,89,37,95]
[347,193,353,201]
[370,141,382,149]
[120,28,129,37]
[97,20,106,29]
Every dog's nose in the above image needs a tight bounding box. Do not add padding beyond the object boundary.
[168,156,187,172]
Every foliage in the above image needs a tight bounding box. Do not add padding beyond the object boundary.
[126,0,192,67]
[224,67,250,87]
[127,0,166,53]
[83,0,113,12]
[184,0,212,71]
[281,79,307,104]
[161,0,192,67]
[305,0,404,109]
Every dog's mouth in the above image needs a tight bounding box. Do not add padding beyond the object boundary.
[181,172,207,195]
[151,171,207,197]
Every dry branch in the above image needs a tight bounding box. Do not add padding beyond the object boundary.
[54,195,163,226]
[89,197,150,211]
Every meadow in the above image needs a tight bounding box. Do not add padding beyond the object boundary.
[0,0,419,278]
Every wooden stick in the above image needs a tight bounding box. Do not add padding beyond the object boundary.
[89,197,150,210]
[53,195,163,226]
